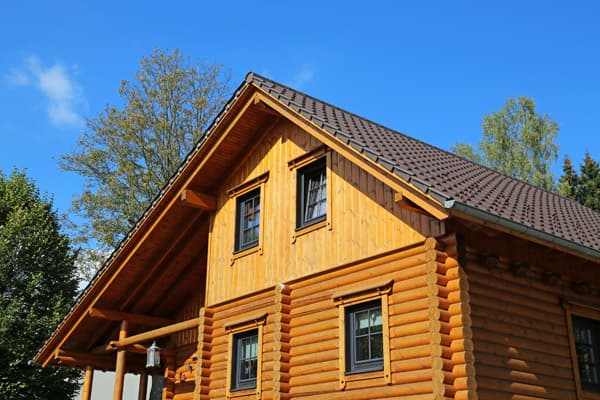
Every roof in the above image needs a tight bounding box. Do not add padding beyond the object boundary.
[247,72,600,256]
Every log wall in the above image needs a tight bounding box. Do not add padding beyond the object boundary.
[206,120,444,304]
[464,244,581,400]
[193,237,475,399]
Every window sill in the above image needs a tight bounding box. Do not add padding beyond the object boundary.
[340,369,388,390]
[227,387,259,399]
[292,219,329,243]
[230,245,262,265]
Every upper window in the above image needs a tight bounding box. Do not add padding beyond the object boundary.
[231,329,259,390]
[573,315,600,393]
[297,158,327,229]
[235,188,260,252]
[345,299,384,374]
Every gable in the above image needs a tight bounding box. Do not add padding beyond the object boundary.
[205,118,445,304]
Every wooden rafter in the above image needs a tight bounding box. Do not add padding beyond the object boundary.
[180,189,217,211]
[88,308,173,327]
[394,191,429,216]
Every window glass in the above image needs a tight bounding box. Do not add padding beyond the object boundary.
[346,300,383,373]
[573,316,600,392]
[236,189,260,251]
[232,330,258,390]
[297,159,326,228]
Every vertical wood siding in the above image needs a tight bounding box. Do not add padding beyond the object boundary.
[207,121,443,304]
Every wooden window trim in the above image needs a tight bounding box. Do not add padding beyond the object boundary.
[564,300,600,400]
[229,173,269,265]
[290,149,332,243]
[227,171,269,198]
[225,314,267,399]
[333,279,393,390]
[287,145,328,170]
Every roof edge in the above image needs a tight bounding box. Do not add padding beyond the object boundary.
[445,199,600,261]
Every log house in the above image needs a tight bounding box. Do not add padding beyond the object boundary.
[34,73,600,400]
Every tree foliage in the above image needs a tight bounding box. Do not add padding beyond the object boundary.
[60,48,231,250]
[452,96,559,191]
[558,153,600,211]
[0,169,80,399]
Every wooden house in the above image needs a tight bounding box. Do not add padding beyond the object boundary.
[35,73,600,400]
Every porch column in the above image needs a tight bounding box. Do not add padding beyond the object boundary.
[138,371,148,400]
[113,320,129,400]
[81,366,94,400]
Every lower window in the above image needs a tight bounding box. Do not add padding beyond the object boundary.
[346,299,383,374]
[573,315,600,393]
[232,329,258,390]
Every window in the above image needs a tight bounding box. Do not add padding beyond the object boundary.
[235,188,260,252]
[346,300,384,374]
[333,278,392,389]
[573,315,600,393]
[297,158,326,229]
[231,329,258,390]
[225,314,265,398]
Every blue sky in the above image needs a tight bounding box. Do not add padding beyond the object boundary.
[1,0,599,217]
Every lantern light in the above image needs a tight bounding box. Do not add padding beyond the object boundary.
[146,341,161,368]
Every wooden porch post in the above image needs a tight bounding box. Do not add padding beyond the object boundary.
[81,366,94,400]
[113,320,129,400]
[138,371,148,400]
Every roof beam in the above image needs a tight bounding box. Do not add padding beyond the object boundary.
[394,192,429,216]
[88,308,174,327]
[180,189,217,211]
[107,318,200,350]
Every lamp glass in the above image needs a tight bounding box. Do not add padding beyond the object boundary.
[146,341,161,368]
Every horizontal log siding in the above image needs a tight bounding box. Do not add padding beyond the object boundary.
[287,241,444,399]
[465,248,578,400]
[207,121,443,304]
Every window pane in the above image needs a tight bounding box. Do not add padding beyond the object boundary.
[371,333,383,359]
[371,309,382,333]
[355,336,370,361]
[355,310,370,335]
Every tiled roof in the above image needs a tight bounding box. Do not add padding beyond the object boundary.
[248,72,600,255]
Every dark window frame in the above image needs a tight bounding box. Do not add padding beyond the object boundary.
[231,329,259,391]
[573,315,600,393]
[345,299,384,374]
[296,158,327,229]
[235,188,261,252]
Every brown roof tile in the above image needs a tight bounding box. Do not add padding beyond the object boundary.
[248,72,600,254]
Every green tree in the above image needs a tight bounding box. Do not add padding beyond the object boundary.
[452,96,559,191]
[559,153,600,211]
[0,169,80,399]
[60,48,231,251]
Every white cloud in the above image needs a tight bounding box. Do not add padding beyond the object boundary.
[5,55,85,127]
[289,65,314,90]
